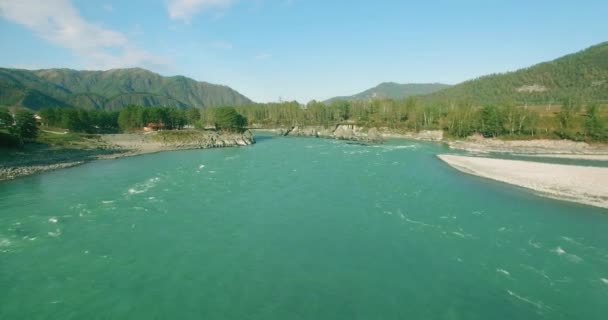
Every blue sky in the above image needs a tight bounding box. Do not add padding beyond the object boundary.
[0,0,606,102]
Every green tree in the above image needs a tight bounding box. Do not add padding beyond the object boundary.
[213,107,247,132]
[12,109,38,140]
[480,106,504,138]
[61,109,84,132]
[39,108,62,127]
[186,108,201,126]
[118,105,141,131]
[584,104,605,140]
[0,108,12,129]
[557,98,580,138]
[444,100,478,138]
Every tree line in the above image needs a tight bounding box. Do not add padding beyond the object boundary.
[36,105,248,133]
[2,96,606,148]
[0,107,39,147]
[233,98,606,141]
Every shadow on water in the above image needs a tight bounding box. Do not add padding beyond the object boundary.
[252,133,277,144]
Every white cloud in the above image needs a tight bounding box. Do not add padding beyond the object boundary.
[166,0,233,22]
[0,0,166,69]
[102,4,114,12]
[254,53,272,60]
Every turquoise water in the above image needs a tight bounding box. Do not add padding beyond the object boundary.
[1,135,608,319]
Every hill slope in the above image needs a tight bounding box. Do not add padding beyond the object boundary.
[326,82,451,103]
[424,42,608,105]
[0,67,252,110]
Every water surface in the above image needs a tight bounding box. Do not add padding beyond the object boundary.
[1,135,607,319]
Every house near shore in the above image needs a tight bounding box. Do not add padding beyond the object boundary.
[143,122,165,132]
[33,114,42,125]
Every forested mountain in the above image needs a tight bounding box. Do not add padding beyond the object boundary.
[0,67,252,110]
[423,42,608,105]
[326,82,451,103]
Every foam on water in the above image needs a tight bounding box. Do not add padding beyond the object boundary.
[126,177,161,195]
[371,145,419,152]
[552,246,583,263]
[452,228,476,239]
[343,150,371,155]
[561,236,582,245]
[403,217,439,229]
[566,253,583,263]
[48,217,58,224]
[601,278,608,285]
[496,268,511,276]
[506,290,550,311]
[520,264,552,282]
[0,238,11,248]
[48,229,61,237]
[553,246,566,255]
[528,239,542,249]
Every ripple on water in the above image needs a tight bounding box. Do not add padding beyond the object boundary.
[506,290,551,312]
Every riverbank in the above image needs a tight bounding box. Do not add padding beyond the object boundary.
[438,154,608,209]
[262,126,608,159]
[0,130,255,182]
[253,125,443,142]
[447,135,608,160]
[259,126,608,159]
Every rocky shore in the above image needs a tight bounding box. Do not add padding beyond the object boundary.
[100,130,255,158]
[0,130,255,182]
[0,161,85,181]
[267,124,443,142]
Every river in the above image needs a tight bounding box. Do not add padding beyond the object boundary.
[1,134,607,319]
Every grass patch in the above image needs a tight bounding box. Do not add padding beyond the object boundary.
[34,131,102,148]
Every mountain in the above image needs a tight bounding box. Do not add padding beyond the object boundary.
[0,67,252,110]
[422,42,608,105]
[325,82,451,103]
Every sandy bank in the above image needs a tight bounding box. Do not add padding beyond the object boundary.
[438,154,608,209]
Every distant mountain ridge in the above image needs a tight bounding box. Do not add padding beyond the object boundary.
[421,42,608,105]
[0,67,252,110]
[325,82,451,103]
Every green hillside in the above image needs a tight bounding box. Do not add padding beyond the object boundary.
[424,42,608,105]
[326,82,451,103]
[0,67,252,110]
